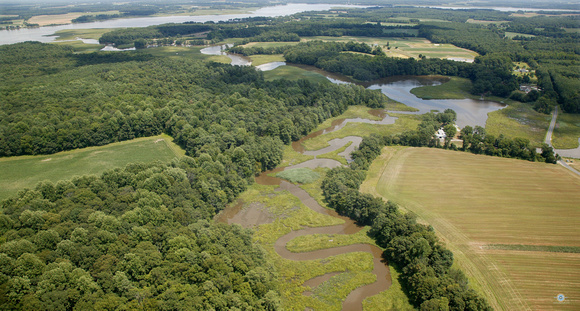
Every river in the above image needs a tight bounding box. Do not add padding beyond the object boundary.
[0,3,367,45]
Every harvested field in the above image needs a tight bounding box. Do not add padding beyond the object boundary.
[361,147,580,310]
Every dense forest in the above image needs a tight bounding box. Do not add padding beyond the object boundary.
[0,41,388,309]
[1,3,578,310]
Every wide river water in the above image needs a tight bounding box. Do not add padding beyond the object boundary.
[0,3,366,45]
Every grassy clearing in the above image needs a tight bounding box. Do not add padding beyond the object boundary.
[52,28,112,40]
[145,46,230,63]
[486,101,551,147]
[410,76,473,99]
[466,19,509,25]
[0,134,184,201]
[52,40,103,53]
[49,29,112,52]
[249,54,285,66]
[262,65,331,83]
[28,13,86,26]
[302,114,422,151]
[276,168,320,184]
[302,36,478,61]
[242,41,300,48]
[505,31,536,38]
[553,112,580,149]
[361,146,580,310]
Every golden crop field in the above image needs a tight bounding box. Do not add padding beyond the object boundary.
[361,147,580,310]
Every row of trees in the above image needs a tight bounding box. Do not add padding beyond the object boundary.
[348,111,556,172]
[321,168,491,310]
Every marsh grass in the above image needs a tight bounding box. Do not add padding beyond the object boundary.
[317,142,352,165]
[486,101,550,147]
[363,267,414,311]
[276,168,320,184]
[553,112,580,149]
[410,76,473,99]
[286,227,375,253]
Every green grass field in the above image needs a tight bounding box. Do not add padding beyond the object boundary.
[241,41,300,48]
[301,36,478,61]
[553,112,580,149]
[361,147,580,310]
[505,31,536,38]
[262,65,331,83]
[145,46,231,63]
[0,134,184,200]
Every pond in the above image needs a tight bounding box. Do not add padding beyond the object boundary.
[260,63,505,128]
[365,76,505,128]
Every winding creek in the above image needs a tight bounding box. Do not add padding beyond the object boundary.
[217,106,402,309]
[210,43,510,309]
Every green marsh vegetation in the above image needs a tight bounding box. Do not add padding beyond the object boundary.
[553,113,580,149]
[276,168,320,184]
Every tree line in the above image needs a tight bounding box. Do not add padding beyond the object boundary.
[0,42,386,159]
[0,41,391,310]
[319,110,556,310]
[348,111,557,172]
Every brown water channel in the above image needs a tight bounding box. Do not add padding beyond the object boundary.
[218,167,391,310]
[291,109,395,161]
[217,111,395,309]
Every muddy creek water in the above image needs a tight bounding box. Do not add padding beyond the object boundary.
[216,107,396,309]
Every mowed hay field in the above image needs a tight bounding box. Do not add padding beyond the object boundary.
[0,135,184,200]
[301,36,478,61]
[361,147,580,310]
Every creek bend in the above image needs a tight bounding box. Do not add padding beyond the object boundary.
[213,44,504,311]
[217,106,397,309]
